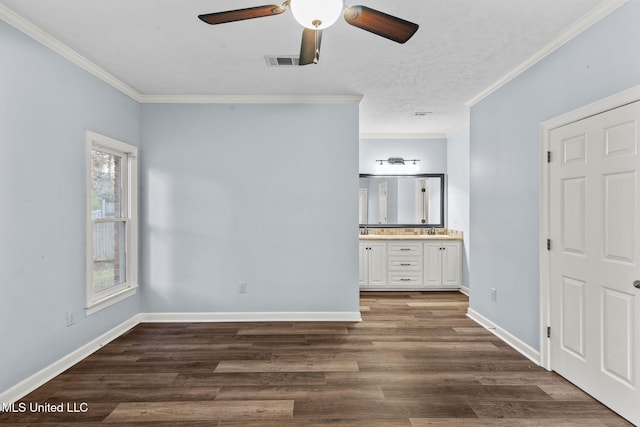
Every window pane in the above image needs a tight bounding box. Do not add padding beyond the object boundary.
[91,149,123,219]
[93,221,126,293]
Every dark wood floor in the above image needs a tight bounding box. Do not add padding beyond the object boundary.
[1,292,632,426]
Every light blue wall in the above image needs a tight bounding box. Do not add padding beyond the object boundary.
[0,16,359,395]
[469,1,640,350]
[0,21,141,392]
[447,127,470,290]
[140,103,360,313]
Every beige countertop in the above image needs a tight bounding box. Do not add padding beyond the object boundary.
[359,234,463,241]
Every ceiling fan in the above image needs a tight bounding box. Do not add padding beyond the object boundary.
[198,0,419,65]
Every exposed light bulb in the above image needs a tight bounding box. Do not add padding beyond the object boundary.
[290,0,344,29]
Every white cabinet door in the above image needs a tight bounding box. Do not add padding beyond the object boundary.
[359,242,369,287]
[441,241,462,287]
[423,241,462,288]
[423,242,443,287]
[368,242,387,286]
[359,241,387,287]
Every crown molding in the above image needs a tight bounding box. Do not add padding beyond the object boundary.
[1,4,363,106]
[139,94,363,104]
[0,3,143,102]
[359,133,448,140]
[465,0,628,107]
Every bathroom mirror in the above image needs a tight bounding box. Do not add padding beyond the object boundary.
[359,174,445,228]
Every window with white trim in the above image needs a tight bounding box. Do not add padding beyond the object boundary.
[85,131,138,315]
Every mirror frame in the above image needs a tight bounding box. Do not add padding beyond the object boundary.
[359,173,445,228]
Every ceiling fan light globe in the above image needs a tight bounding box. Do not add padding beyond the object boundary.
[290,0,344,29]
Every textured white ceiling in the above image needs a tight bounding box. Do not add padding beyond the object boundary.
[1,0,609,136]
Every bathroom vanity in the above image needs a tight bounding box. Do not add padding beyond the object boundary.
[359,235,462,290]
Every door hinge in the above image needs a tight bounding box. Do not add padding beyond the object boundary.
[547,239,551,250]
[422,188,426,193]
[547,326,551,338]
[547,151,551,163]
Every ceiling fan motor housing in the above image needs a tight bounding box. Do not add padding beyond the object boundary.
[289,0,344,29]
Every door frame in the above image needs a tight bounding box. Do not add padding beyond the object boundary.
[539,84,640,370]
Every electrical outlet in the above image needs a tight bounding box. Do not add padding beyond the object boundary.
[66,311,76,327]
[239,282,247,294]
[490,288,497,302]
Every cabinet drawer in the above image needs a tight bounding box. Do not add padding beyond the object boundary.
[388,242,423,256]
[388,258,423,271]
[388,272,423,286]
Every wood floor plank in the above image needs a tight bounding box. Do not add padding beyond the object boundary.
[219,420,412,427]
[2,291,631,425]
[214,360,359,373]
[410,418,614,426]
[382,384,552,401]
[371,341,501,351]
[26,386,221,403]
[293,399,407,419]
[468,400,630,420]
[103,400,294,423]
[170,372,327,387]
[215,384,384,401]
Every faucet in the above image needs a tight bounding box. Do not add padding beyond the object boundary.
[428,227,435,235]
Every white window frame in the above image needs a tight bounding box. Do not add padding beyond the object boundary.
[85,131,138,315]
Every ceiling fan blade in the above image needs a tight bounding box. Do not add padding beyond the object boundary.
[299,28,322,65]
[344,5,418,44]
[198,5,286,25]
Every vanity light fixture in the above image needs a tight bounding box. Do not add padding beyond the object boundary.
[375,157,420,166]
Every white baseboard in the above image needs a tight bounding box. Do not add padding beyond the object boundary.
[459,286,470,296]
[467,308,541,365]
[0,314,142,405]
[0,310,361,403]
[139,311,362,323]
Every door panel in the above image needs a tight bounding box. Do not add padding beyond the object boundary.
[603,172,635,262]
[602,288,633,385]
[605,120,636,157]
[562,177,586,255]
[562,133,587,164]
[561,275,585,359]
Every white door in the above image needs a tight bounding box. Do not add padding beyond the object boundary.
[549,100,640,424]
[417,179,429,224]
[378,182,387,224]
[359,188,368,224]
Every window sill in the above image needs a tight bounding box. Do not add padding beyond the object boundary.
[85,285,139,316]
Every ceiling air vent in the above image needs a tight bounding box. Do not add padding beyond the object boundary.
[264,55,300,67]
